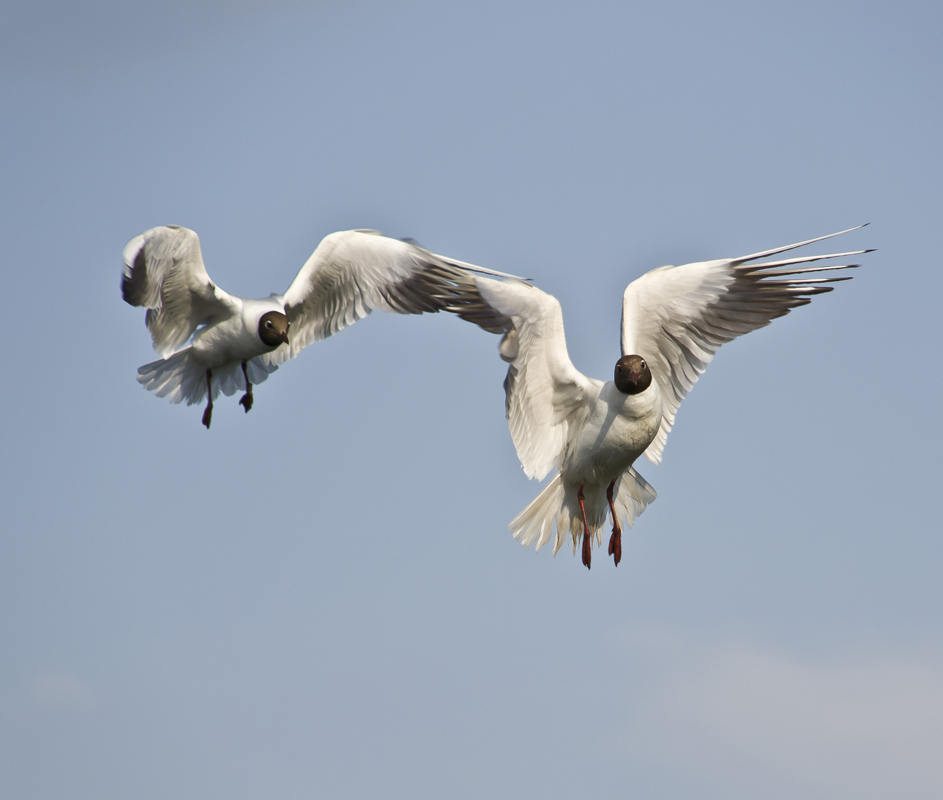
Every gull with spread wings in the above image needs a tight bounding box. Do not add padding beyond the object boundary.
[122,226,510,428]
[445,226,871,569]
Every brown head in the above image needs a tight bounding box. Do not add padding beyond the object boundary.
[614,354,652,395]
[258,311,290,348]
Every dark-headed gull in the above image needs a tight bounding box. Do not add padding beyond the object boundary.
[122,226,509,428]
[445,227,871,569]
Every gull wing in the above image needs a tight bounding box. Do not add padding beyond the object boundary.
[452,276,598,481]
[122,226,237,357]
[266,230,516,366]
[621,226,870,464]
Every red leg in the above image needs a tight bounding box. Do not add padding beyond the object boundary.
[202,369,214,429]
[607,480,622,567]
[238,360,254,413]
[578,484,592,570]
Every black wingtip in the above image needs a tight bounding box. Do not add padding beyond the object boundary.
[121,246,149,306]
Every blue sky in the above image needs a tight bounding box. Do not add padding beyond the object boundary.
[1,1,941,798]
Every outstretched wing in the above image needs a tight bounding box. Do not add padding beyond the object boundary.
[621,226,870,464]
[264,229,516,366]
[122,226,237,357]
[448,276,598,481]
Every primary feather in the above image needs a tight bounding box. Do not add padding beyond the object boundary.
[622,225,869,463]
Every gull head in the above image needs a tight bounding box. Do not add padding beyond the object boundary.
[614,354,652,395]
[258,311,290,348]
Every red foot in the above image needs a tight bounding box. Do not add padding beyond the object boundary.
[578,484,591,570]
[608,531,622,566]
[606,479,622,567]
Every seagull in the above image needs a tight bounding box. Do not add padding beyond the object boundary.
[444,226,871,569]
[122,225,511,428]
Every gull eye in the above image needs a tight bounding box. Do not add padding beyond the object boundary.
[640,359,646,370]
[265,320,273,328]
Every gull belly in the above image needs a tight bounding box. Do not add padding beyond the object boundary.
[563,380,663,489]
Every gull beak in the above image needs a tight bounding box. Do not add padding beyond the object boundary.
[629,371,641,385]
[279,332,290,345]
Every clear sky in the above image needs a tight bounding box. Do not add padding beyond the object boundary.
[1,1,941,798]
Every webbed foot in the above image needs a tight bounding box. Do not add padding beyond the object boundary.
[608,530,622,567]
[606,479,622,566]
[239,361,253,413]
[202,370,213,429]
[578,484,591,570]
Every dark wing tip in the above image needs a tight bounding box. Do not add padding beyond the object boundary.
[121,246,149,306]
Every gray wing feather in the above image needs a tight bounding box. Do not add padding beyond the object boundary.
[622,226,870,464]
[442,276,594,480]
[266,230,514,366]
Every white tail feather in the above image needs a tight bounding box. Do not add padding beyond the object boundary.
[510,474,567,552]
[136,350,278,405]
[614,467,657,532]
[509,467,657,557]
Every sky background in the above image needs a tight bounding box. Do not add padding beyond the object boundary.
[1,1,941,798]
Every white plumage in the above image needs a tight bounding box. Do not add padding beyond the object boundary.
[122,225,510,427]
[445,226,871,567]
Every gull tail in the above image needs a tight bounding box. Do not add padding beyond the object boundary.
[612,467,658,535]
[509,468,657,558]
[510,474,568,554]
[136,349,277,405]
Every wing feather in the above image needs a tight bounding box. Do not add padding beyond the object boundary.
[622,227,869,464]
[121,226,236,357]
[453,277,597,481]
[264,230,515,366]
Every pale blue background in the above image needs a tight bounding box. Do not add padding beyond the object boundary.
[2,1,941,798]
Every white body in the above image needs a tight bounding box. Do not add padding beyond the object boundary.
[468,278,663,555]
[562,381,663,487]
[533,379,664,556]
[190,298,286,369]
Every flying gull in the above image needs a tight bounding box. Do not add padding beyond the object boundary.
[122,225,510,428]
[443,226,871,568]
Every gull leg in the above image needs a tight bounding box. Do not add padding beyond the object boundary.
[607,479,622,567]
[202,369,214,429]
[578,484,592,570]
[238,360,254,413]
